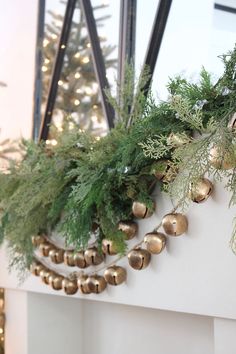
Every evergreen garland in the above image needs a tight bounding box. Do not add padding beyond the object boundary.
[0,46,236,276]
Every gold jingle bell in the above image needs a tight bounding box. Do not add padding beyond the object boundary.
[162,213,188,236]
[86,275,107,294]
[40,269,54,285]
[64,250,76,267]
[128,248,151,270]
[39,242,55,257]
[74,251,88,268]
[104,266,126,286]
[209,146,235,170]
[118,221,138,240]
[152,160,169,181]
[30,261,45,276]
[190,178,213,203]
[84,247,104,266]
[49,248,65,264]
[77,274,91,294]
[48,274,64,291]
[102,239,117,255]
[132,201,154,219]
[62,278,78,295]
[31,235,45,247]
[144,232,166,254]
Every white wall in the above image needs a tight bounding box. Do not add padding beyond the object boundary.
[0,0,37,140]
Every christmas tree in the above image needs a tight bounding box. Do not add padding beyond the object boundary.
[42,2,116,137]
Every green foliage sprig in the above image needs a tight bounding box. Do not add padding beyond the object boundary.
[1,46,236,277]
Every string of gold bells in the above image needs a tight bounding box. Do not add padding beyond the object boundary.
[30,176,213,296]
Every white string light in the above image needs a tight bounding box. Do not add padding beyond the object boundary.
[43,39,49,47]
[74,72,81,79]
[41,66,48,72]
[82,56,89,64]
[74,99,80,106]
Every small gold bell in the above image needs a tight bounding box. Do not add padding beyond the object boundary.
[102,239,117,255]
[64,250,76,267]
[209,146,235,170]
[132,201,154,219]
[190,178,213,203]
[151,160,169,181]
[128,248,151,270]
[144,232,166,254]
[77,274,91,294]
[84,247,104,266]
[39,242,55,257]
[49,248,65,264]
[118,221,138,240]
[74,251,88,268]
[86,275,107,294]
[40,269,54,285]
[48,274,64,291]
[104,266,126,285]
[62,278,78,295]
[30,261,44,276]
[162,213,188,236]
[31,235,45,247]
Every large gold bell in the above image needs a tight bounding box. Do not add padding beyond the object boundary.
[84,247,104,266]
[31,235,45,247]
[209,146,235,170]
[62,278,78,295]
[162,213,188,236]
[86,275,107,294]
[49,248,64,264]
[190,178,213,203]
[64,250,76,267]
[77,274,91,294]
[74,251,88,268]
[128,248,151,270]
[102,239,117,255]
[132,201,154,219]
[48,274,64,291]
[144,232,166,254]
[118,221,138,240]
[30,261,44,276]
[40,269,54,285]
[104,266,126,285]
[39,242,55,257]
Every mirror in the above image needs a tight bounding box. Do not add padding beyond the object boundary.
[38,0,119,140]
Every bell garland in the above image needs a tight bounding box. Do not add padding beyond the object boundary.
[30,199,190,295]
[0,45,236,291]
